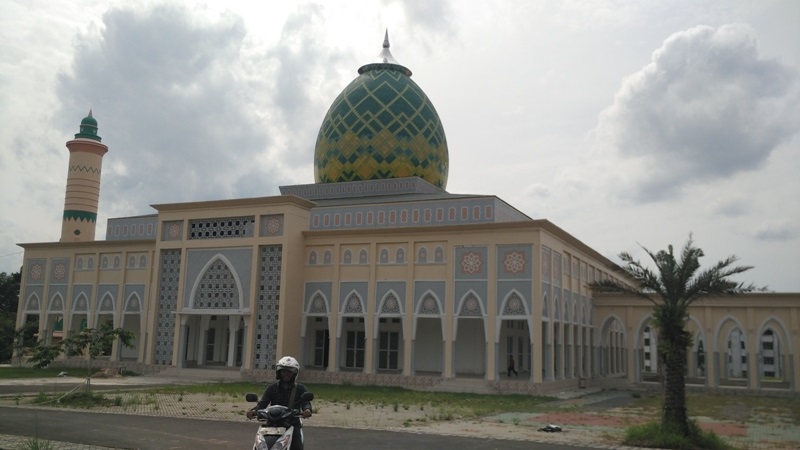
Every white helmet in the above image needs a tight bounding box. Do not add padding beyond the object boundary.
[276,356,300,381]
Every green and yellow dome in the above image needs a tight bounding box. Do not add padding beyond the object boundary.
[314,32,449,188]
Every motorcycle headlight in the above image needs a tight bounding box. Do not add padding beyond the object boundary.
[254,435,270,450]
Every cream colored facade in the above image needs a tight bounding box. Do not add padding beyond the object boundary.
[18,180,798,394]
[595,293,799,392]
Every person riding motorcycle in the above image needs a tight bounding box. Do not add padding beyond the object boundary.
[247,356,312,450]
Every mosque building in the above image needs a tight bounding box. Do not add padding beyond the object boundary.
[15,34,800,394]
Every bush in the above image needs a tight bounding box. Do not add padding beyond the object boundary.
[623,420,732,450]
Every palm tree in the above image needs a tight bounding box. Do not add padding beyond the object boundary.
[588,235,760,436]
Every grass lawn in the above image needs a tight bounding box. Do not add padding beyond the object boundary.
[4,366,798,430]
[0,367,68,379]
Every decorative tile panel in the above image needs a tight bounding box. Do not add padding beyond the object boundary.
[541,246,552,284]
[50,258,69,284]
[455,246,487,279]
[553,252,562,288]
[253,245,282,369]
[154,249,180,365]
[260,214,284,237]
[497,245,532,279]
[161,221,184,241]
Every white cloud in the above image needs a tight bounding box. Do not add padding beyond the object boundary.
[595,24,800,202]
[55,3,273,209]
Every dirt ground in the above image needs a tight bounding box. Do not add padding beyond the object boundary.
[1,377,798,449]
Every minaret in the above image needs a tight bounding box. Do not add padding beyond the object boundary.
[60,110,108,242]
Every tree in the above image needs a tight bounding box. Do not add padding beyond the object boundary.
[0,271,21,317]
[0,271,22,364]
[28,321,135,393]
[11,320,39,366]
[588,236,760,437]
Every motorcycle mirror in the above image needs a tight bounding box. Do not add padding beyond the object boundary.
[300,392,314,402]
[245,393,259,402]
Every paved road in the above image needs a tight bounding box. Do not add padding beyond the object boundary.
[0,406,594,450]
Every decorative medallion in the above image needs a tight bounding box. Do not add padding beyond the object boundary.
[267,218,280,235]
[460,251,482,274]
[54,263,66,280]
[30,264,43,281]
[503,251,526,274]
[168,223,181,239]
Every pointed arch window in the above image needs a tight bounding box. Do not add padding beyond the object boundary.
[343,292,364,314]
[99,294,114,312]
[502,292,526,316]
[25,294,40,313]
[73,294,88,312]
[308,292,328,314]
[193,257,241,309]
[458,293,483,317]
[418,293,440,315]
[379,292,401,315]
[434,246,444,263]
[48,294,64,312]
[125,294,141,313]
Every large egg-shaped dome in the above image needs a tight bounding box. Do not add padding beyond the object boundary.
[314,33,449,188]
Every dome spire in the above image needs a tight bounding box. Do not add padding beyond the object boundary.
[358,29,412,76]
[375,28,399,65]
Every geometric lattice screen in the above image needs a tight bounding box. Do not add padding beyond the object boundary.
[154,249,181,365]
[193,257,240,309]
[253,245,282,369]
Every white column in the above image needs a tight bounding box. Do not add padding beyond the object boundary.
[227,316,238,367]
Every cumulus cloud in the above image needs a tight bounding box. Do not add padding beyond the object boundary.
[261,4,352,169]
[595,24,800,202]
[56,3,278,215]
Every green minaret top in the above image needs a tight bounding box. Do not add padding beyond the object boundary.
[74,109,101,141]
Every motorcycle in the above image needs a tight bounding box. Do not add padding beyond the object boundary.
[245,391,314,450]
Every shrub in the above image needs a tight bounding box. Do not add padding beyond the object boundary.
[623,420,732,450]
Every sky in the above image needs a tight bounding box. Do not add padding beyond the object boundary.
[1,0,798,292]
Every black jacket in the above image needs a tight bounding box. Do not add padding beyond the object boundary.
[254,381,312,426]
